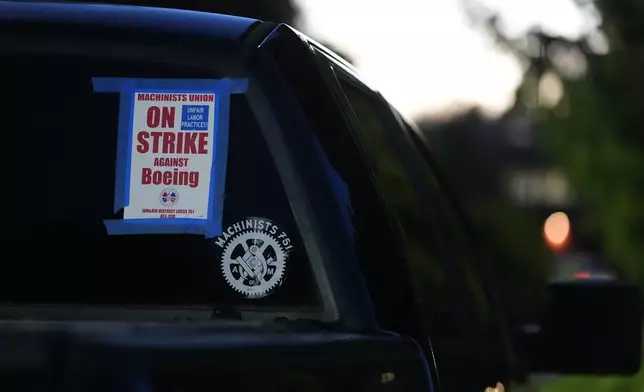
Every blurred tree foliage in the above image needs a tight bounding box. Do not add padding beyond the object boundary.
[545,0,644,286]
[462,0,644,390]
[472,0,644,286]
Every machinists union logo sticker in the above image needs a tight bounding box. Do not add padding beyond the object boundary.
[159,187,179,207]
[214,217,293,298]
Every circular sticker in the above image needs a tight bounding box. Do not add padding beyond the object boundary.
[159,187,179,207]
[215,217,293,298]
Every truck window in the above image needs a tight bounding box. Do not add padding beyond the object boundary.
[435,191,494,336]
[335,74,508,390]
[0,50,320,316]
[403,121,496,339]
[333,74,464,339]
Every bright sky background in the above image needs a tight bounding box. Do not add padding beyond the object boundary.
[295,0,599,119]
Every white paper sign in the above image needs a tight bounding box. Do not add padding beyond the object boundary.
[124,92,216,220]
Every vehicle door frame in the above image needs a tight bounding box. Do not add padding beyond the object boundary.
[303,40,459,391]
[307,42,468,322]
[309,41,522,387]
[251,25,440,389]
[400,117,524,382]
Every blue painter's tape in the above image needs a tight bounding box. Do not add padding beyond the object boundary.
[92,77,249,94]
[206,92,231,238]
[104,219,216,236]
[112,81,135,212]
[92,77,248,238]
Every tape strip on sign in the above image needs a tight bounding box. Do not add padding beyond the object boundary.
[92,77,249,238]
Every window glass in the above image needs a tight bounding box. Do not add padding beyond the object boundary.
[432,190,494,337]
[334,76,460,338]
[0,51,319,311]
[336,73,496,340]
[403,120,495,339]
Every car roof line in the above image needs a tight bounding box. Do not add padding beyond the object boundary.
[0,1,259,43]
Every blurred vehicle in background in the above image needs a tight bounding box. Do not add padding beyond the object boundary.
[550,252,617,282]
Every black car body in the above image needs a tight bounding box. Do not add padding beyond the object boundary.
[0,2,640,392]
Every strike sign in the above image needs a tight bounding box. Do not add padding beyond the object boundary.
[128,92,214,221]
[92,77,249,237]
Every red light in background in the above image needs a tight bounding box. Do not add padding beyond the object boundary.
[544,211,571,252]
[574,271,591,279]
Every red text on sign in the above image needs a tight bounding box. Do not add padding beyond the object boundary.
[146,106,175,128]
[141,167,199,188]
[136,131,208,154]
[137,93,188,102]
[153,157,190,167]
